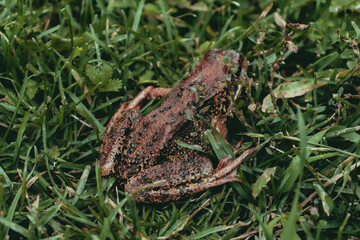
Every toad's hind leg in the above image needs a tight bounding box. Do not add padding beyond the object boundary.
[125,155,214,203]
[126,148,256,203]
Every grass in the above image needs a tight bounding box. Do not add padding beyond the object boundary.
[1,0,360,238]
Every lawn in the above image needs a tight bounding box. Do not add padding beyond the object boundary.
[1,0,360,239]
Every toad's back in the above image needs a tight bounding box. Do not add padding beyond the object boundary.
[119,49,244,179]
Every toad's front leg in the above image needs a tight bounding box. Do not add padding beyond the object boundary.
[125,148,256,203]
[98,86,171,176]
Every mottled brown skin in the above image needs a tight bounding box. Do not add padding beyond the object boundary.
[98,49,256,203]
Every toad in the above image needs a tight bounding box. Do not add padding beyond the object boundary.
[98,49,256,203]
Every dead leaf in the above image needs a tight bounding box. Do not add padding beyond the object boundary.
[274,12,286,30]
[286,41,298,53]
[262,80,327,112]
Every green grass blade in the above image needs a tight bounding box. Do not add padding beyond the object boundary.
[0,216,34,239]
[72,165,91,205]
[13,109,30,168]
[65,89,105,134]
[188,225,229,239]
[280,107,307,239]
[4,185,25,236]
[3,74,28,140]
[158,0,174,51]
[128,0,145,44]
[95,161,105,207]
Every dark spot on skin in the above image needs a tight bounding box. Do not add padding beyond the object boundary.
[143,121,149,128]
[152,113,157,118]
[178,111,184,116]
[124,128,131,136]
[138,132,143,137]
[187,101,196,107]
[167,105,172,110]
[177,91,183,98]
[129,143,137,151]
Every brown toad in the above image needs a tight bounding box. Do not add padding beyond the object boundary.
[98,49,256,203]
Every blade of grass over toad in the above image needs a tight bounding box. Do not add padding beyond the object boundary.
[175,141,206,153]
[198,115,234,158]
[280,107,307,239]
[204,130,228,160]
